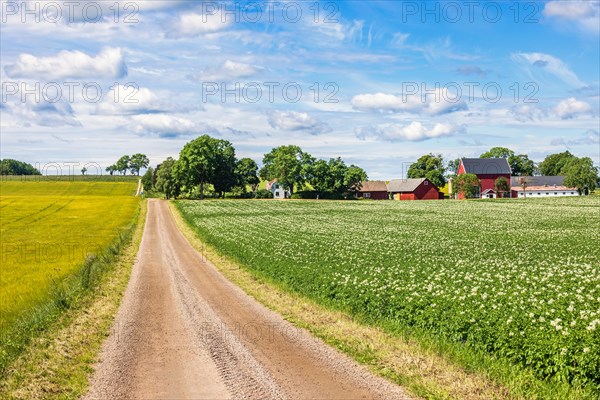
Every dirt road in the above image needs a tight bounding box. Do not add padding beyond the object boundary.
[85,199,410,399]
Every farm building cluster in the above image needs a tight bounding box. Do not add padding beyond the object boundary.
[359,178,445,200]
[357,158,579,200]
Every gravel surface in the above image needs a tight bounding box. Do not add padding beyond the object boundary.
[84,199,411,399]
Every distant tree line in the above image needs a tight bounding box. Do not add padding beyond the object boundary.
[106,154,149,176]
[406,147,598,196]
[539,151,599,195]
[143,135,367,200]
[0,159,41,175]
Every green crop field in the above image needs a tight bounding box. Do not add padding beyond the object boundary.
[176,198,600,395]
[0,180,139,330]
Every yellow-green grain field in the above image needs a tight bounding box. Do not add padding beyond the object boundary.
[0,179,139,330]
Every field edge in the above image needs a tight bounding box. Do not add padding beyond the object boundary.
[0,200,147,399]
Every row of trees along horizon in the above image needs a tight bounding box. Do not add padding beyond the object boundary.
[139,140,597,199]
[140,135,368,200]
[1,139,597,198]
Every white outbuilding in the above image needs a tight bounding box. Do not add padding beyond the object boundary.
[510,176,579,198]
[266,179,290,199]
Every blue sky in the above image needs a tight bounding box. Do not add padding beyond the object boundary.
[1,0,598,178]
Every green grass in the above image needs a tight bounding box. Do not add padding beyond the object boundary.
[175,197,600,399]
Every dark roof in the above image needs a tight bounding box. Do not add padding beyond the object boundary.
[510,176,566,187]
[461,158,511,175]
[387,178,435,192]
[359,180,388,192]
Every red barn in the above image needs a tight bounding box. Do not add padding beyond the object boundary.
[387,178,443,200]
[457,158,511,199]
[357,180,388,200]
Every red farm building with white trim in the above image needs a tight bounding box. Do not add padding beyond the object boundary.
[387,178,443,200]
[457,158,512,199]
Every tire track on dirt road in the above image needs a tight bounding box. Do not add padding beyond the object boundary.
[84,199,411,399]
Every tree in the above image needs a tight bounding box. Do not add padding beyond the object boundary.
[0,159,41,175]
[563,157,598,195]
[344,165,368,197]
[510,154,537,176]
[455,173,480,198]
[447,158,461,176]
[212,143,237,198]
[235,158,260,194]
[155,158,178,199]
[480,147,535,176]
[309,159,332,195]
[494,176,510,198]
[105,165,116,175]
[326,157,349,193]
[309,158,342,194]
[407,153,446,188]
[259,145,314,195]
[309,158,367,197]
[115,155,130,175]
[81,167,87,175]
[538,151,576,176]
[480,147,514,159]
[129,153,150,176]
[141,167,154,191]
[173,135,236,200]
[520,177,528,198]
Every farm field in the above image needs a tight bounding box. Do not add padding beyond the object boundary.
[175,198,600,395]
[0,174,139,183]
[0,180,139,330]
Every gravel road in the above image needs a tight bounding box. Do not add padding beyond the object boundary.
[84,199,410,399]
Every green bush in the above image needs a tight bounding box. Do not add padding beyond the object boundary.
[255,189,273,199]
[291,191,347,200]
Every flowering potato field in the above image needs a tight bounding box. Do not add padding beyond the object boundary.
[0,180,139,330]
[175,198,600,392]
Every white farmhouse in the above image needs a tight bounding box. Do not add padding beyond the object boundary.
[265,179,290,199]
[510,176,579,198]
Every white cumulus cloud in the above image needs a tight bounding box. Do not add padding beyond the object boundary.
[194,60,260,81]
[509,105,547,122]
[351,89,467,116]
[554,97,591,119]
[551,129,600,147]
[267,110,331,134]
[96,85,164,115]
[4,47,127,80]
[128,114,197,138]
[1,97,81,127]
[543,1,600,33]
[167,12,230,38]
[356,121,462,142]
